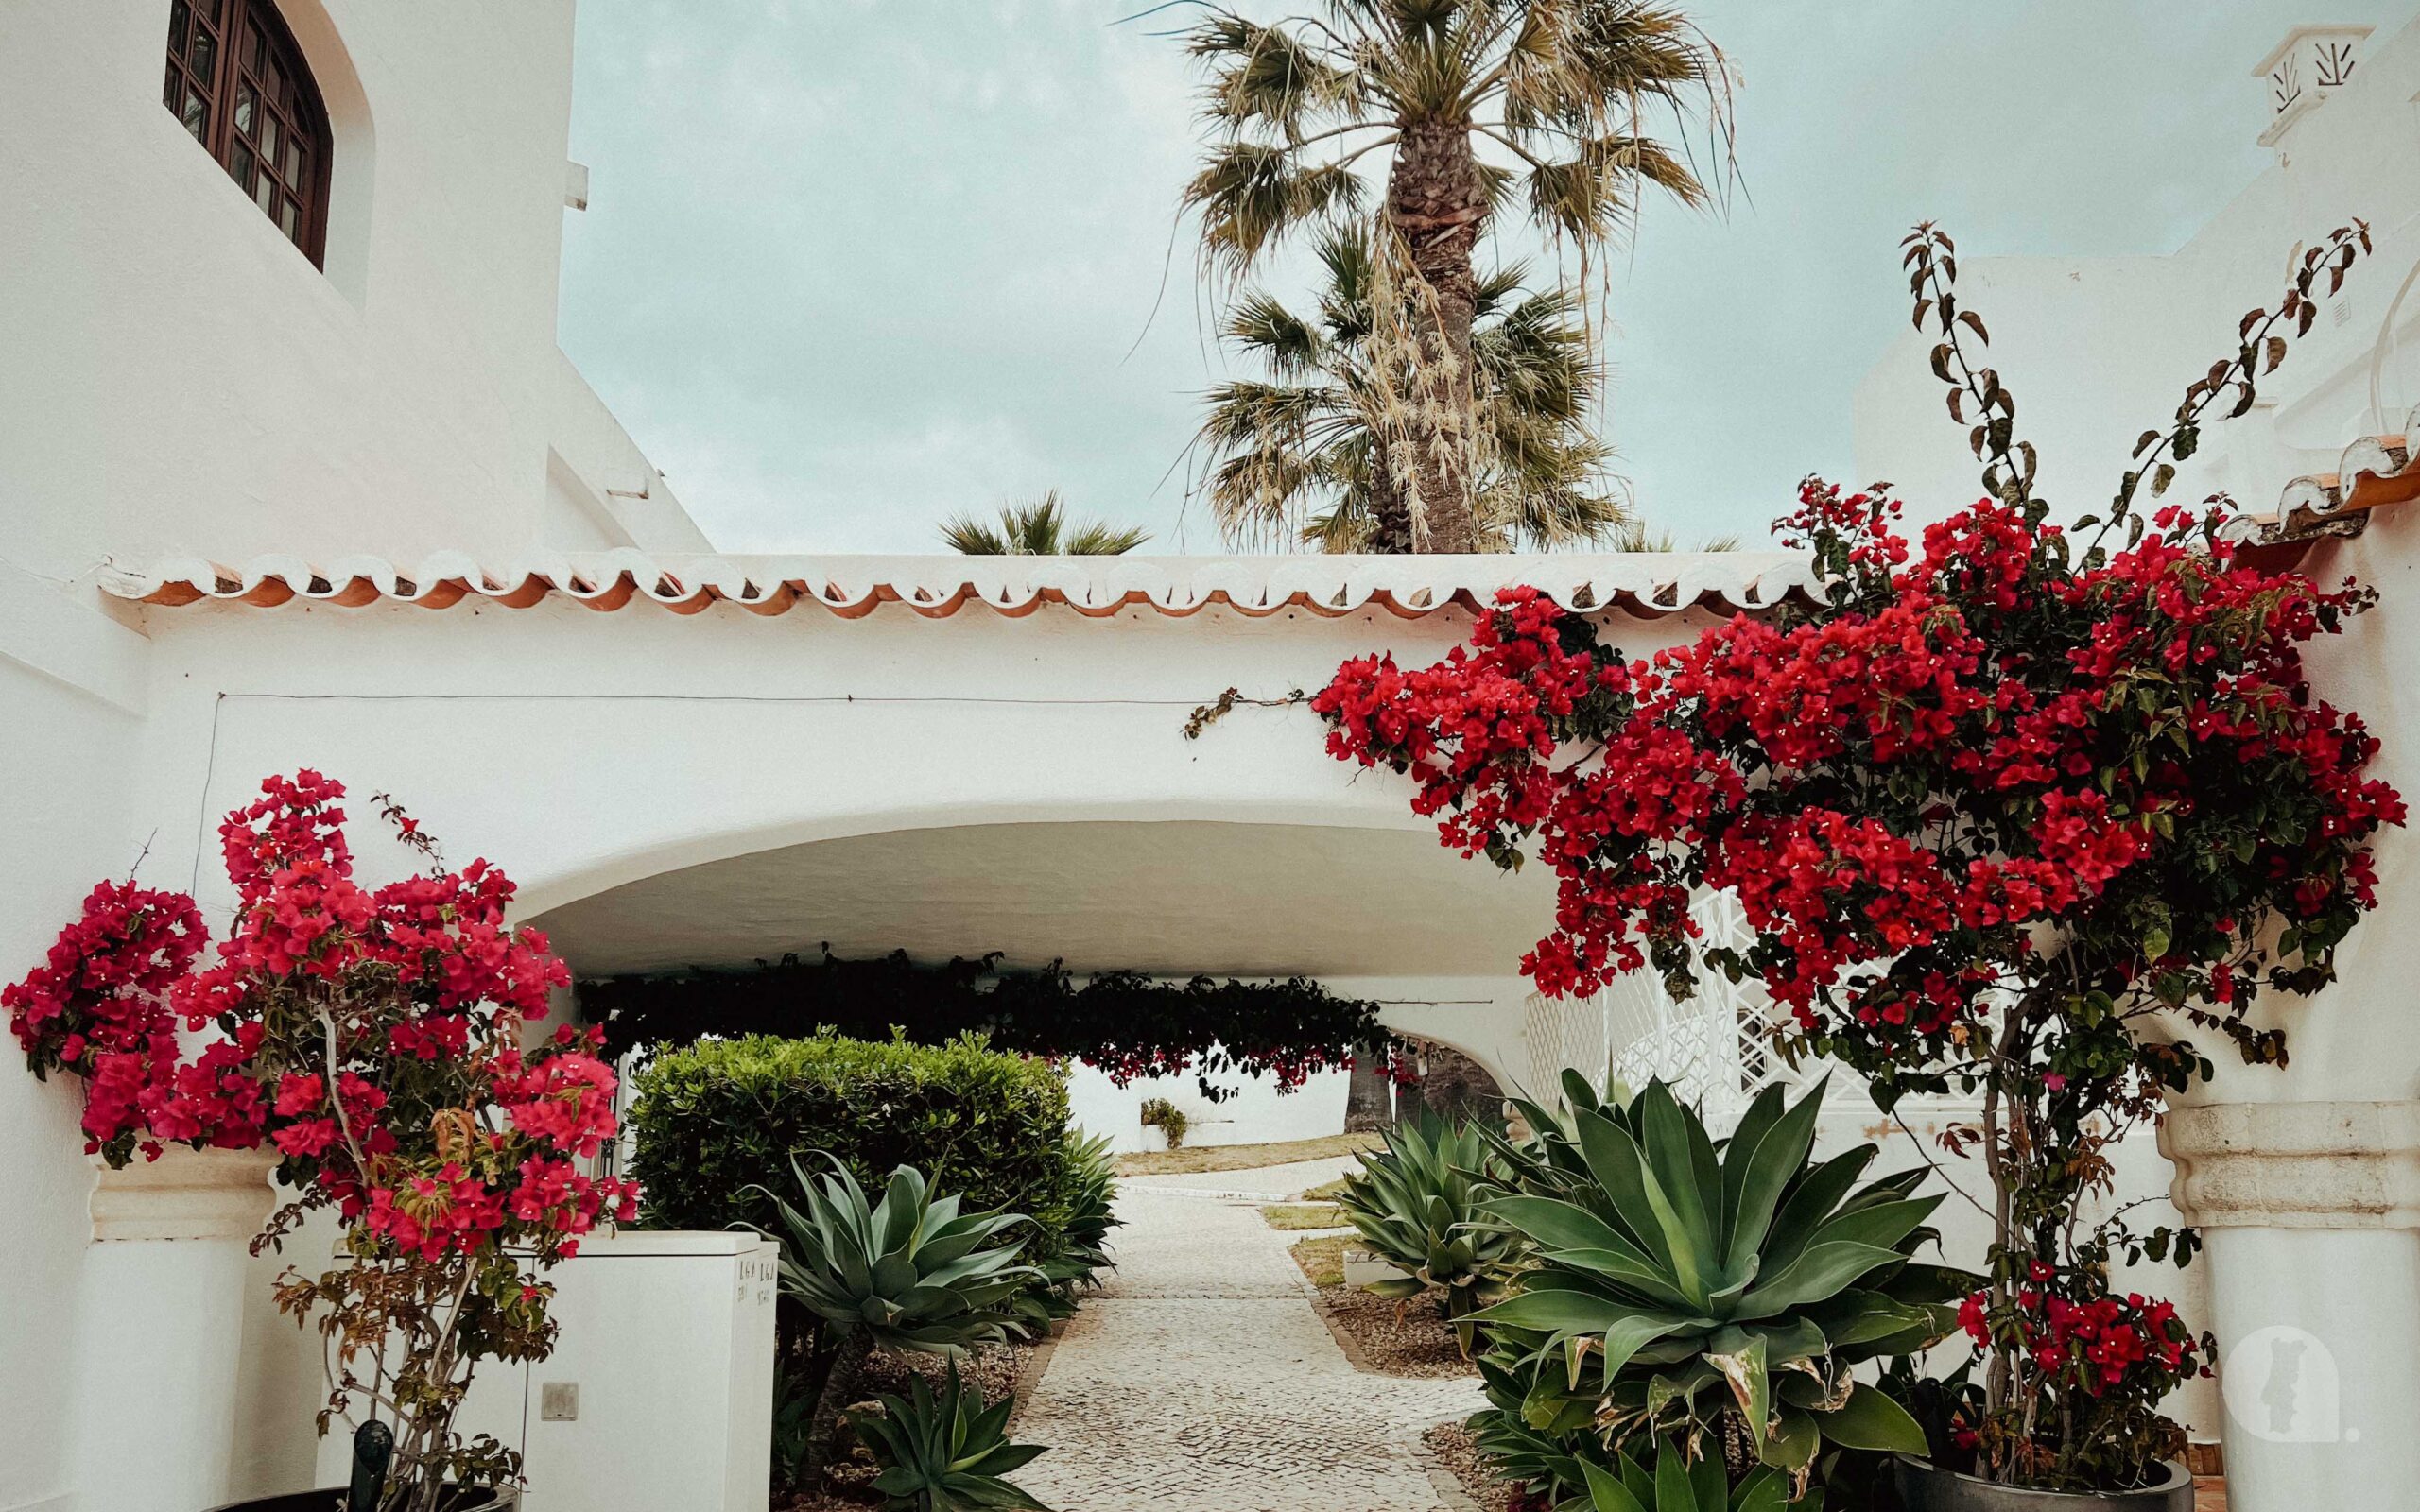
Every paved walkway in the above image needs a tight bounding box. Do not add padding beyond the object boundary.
[1119,1154,1362,1200]
[1013,1182,1483,1511]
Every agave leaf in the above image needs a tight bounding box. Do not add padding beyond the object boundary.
[1805,1382,1929,1454]
[1703,1331,1772,1454]
[1734,1241,1904,1319]
[1653,1435,1695,1512]
[1758,1407,1820,1472]
[1716,1083,1788,1249]
[1579,1456,1650,1512]
[1635,1083,1720,1283]
[1720,1078,1826,1276]
[1805,1194,1943,1255]
[1479,1194,1652,1261]
[1733,1467,1789,1512]
[1539,1247,1696,1311]
[1572,1108,1685,1281]
[1687,1439,1726,1511]
[1469,1285,1657,1337]
[1758,1148,1877,1272]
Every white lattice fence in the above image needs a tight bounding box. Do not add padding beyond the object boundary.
[1524,890,1844,1133]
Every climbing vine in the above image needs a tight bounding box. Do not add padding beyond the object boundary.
[578,949,1395,1101]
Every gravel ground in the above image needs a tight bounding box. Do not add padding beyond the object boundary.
[1316,1284,1477,1378]
[774,1336,1046,1510]
[1425,1420,1522,1512]
[1285,1241,1478,1380]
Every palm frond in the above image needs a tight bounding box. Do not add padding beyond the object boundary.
[1183,145,1367,280]
[939,490,1150,556]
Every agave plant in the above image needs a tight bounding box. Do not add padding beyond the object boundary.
[851,1365,1056,1512]
[754,1157,1043,1484]
[1056,1128,1120,1284]
[1577,1435,1794,1512]
[1467,1076,1964,1492]
[1334,1114,1520,1337]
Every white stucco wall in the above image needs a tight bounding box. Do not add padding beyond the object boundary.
[0,573,152,1512]
[0,0,708,581]
[1856,16,2420,533]
[1067,1060,1350,1155]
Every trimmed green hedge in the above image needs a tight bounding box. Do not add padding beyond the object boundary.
[626,1031,1079,1247]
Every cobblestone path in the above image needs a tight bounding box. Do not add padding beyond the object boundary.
[1013,1185,1483,1511]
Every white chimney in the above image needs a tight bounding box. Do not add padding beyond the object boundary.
[2254,24,2375,150]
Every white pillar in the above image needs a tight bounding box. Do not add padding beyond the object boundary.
[2161,1101,2420,1510]
[70,1146,279,1512]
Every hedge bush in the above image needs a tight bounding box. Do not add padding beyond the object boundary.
[626,1031,1079,1250]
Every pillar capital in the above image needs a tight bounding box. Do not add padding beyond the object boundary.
[2160,1100,2420,1229]
[89,1143,280,1242]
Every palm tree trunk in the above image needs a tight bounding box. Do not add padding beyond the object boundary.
[1385,119,1487,555]
[1344,1050,1392,1132]
[1368,449,1415,555]
[1392,1045,1428,1125]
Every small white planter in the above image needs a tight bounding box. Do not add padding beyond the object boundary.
[1137,1125,1169,1153]
[1341,1252,1414,1291]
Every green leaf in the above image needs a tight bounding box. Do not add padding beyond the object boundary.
[1806,1194,1943,1254]
[1759,1148,1876,1272]
[1721,1079,1827,1276]
[1637,1082,1722,1285]
[1655,1437,1695,1512]
[1574,1108,1687,1288]
[1703,1332,1772,1454]
[1807,1382,1930,1454]
[1580,1458,1651,1512]
[1759,1408,1819,1472]
[1735,1242,1904,1319]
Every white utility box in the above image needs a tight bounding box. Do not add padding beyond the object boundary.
[417,1230,779,1510]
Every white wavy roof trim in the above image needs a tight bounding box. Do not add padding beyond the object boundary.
[102,550,1820,621]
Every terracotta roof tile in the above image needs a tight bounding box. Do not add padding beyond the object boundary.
[103,552,1820,623]
[2225,407,2420,551]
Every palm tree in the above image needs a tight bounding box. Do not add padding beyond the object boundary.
[1183,0,1732,553]
[939,492,1151,555]
[1198,227,1626,552]
[1607,520,1739,551]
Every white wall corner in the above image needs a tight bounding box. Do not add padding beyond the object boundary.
[0,556,150,715]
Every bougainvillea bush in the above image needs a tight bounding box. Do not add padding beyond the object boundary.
[1311,224,2400,1491]
[579,948,1397,1103]
[5,773,635,1512]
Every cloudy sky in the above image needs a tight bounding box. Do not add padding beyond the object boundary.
[558,1,2410,554]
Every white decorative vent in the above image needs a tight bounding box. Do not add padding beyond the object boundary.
[2255,25,2373,149]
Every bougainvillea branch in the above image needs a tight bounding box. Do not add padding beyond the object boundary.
[6,773,636,1511]
[1311,225,2401,1491]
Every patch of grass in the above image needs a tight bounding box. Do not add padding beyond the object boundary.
[1290,1233,1351,1287]
[1115,1130,1380,1177]
[1260,1201,1345,1230]
[1299,1174,1354,1202]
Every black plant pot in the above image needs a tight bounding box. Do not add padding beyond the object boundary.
[202,1489,518,1512]
[1893,1456,2195,1511]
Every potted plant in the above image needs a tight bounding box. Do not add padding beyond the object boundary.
[5,773,637,1512]
[1137,1095,1187,1150]
[1310,222,2402,1504]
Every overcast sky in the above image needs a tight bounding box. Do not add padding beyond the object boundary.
[558,1,2412,555]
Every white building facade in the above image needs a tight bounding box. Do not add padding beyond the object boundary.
[6,5,2420,1512]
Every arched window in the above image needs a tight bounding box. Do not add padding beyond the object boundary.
[163,0,333,266]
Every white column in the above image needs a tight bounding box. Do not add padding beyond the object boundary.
[2161,1101,2420,1510]
[70,1146,280,1512]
